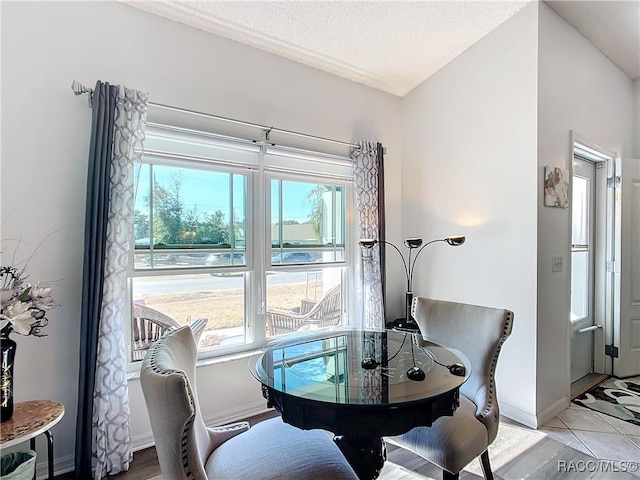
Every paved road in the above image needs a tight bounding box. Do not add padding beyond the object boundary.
[133,270,321,296]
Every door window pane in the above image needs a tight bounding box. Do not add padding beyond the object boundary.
[571,251,589,321]
[572,176,589,246]
[571,173,591,322]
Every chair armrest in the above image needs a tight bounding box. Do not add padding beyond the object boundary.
[266,310,305,336]
[133,304,181,330]
[299,298,318,315]
[267,308,304,319]
[189,318,208,346]
[207,421,250,450]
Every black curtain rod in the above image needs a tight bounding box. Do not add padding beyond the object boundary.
[71,80,359,149]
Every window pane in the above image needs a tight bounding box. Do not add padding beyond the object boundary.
[572,176,589,245]
[270,179,346,265]
[131,274,246,361]
[570,251,589,321]
[233,174,246,249]
[134,163,152,248]
[134,163,247,270]
[265,267,343,337]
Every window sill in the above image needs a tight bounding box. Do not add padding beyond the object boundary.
[126,348,266,381]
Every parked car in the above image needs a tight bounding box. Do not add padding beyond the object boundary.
[205,252,245,275]
[271,252,318,264]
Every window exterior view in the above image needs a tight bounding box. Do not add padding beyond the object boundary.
[128,124,354,362]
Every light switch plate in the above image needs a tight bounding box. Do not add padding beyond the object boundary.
[552,256,563,273]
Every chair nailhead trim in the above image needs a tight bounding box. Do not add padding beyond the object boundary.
[478,310,514,420]
[146,333,199,480]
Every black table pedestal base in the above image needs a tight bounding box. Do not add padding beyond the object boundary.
[334,435,386,480]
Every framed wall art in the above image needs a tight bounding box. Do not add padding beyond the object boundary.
[544,166,569,208]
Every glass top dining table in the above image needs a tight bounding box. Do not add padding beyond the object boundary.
[250,328,471,480]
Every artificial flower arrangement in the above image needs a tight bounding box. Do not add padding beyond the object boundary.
[0,265,56,336]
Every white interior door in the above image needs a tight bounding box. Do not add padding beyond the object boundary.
[613,157,640,377]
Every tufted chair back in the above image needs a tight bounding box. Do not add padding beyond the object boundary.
[140,326,246,479]
[389,297,513,480]
[141,326,359,480]
[412,297,513,442]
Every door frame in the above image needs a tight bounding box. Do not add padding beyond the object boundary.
[570,132,618,378]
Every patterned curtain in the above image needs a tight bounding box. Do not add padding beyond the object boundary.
[76,82,148,479]
[352,141,385,330]
[353,142,386,404]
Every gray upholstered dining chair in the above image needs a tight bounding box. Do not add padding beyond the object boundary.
[387,297,514,480]
[140,326,358,480]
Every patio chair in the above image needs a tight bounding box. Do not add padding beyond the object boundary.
[266,284,342,336]
[132,303,207,361]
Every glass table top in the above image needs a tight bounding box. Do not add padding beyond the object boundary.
[251,329,470,406]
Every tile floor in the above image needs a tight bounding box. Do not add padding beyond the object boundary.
[539,399,640,468]
[382,381,640,480]
[527,375,640,479]
[445,376,640,479]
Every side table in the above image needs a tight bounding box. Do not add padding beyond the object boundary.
[0,400,64,480]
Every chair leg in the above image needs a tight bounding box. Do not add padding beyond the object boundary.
[443,471,459,480]
[480,450,494,480]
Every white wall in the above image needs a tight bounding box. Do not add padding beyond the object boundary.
[400,4,540,424]
[536,2,635,422]
[0,1,402,474]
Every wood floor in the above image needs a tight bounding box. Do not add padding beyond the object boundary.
[58,408,640,480]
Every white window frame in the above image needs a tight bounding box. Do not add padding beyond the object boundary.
[126,123,357,369]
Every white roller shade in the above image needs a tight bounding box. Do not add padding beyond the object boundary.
[264,145,353,179]
[143,124,261,168]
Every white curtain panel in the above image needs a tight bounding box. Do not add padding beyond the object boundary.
[352,141,384,330]
[92,86,147,478]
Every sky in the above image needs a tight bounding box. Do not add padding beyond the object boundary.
[135,164,317,224]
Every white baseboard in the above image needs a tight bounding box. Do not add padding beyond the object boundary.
[36,453,74,480]
[131,431,157,452]
[499,401,539,428]
[536,396,570,427]
[131,400,270,452]
[500,396,570,429]
[202,400,272,428]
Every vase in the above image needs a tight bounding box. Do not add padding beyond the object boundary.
[1,326,16,422]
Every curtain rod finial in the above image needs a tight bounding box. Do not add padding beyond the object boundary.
[71,80,86,95]
[71,80,94,108]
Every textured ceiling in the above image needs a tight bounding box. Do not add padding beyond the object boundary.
[124,1,639,96]
[124,0,531,96]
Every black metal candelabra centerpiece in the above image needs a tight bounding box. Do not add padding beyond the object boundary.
[360,234,466,331]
